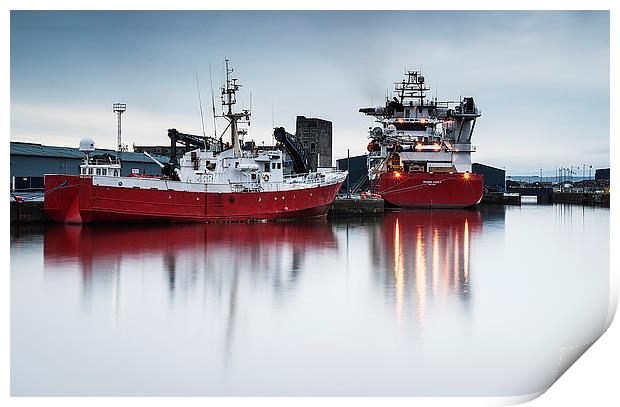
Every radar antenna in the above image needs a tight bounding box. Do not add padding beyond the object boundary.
[394,70,431,108]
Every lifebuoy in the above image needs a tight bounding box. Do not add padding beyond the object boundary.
[263,173,270,182]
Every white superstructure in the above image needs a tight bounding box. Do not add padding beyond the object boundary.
[361,70,481,180]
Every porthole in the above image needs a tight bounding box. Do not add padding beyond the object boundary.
[118,181,123,186]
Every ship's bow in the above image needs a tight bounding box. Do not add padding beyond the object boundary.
[44,175,83,223]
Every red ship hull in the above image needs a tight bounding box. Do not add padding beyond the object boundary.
[44,175,343,224]
[372,172,484,209]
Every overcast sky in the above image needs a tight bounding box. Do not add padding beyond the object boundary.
[10,11,609,175]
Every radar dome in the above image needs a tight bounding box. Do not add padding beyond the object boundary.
[79,137,95,152]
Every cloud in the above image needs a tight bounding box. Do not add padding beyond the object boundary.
[11,102,202,150]
[10,11,610,172]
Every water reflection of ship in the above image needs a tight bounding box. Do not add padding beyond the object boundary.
[43,222,338,298]
[43,221,338,360]
[370,209,484,324]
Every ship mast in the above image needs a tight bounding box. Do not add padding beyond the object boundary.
[394,70,430,111]
[220,59,250,158]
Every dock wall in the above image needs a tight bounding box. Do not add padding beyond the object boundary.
[10,201,50,223]
[480,192,521,205]
[327,197,384,218]
[552,192,610,207]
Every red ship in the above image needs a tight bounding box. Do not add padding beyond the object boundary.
[44,60,347,223]
[359,69,483,208]
[44,173,344,224]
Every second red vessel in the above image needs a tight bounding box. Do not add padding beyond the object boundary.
[360,69,483,208]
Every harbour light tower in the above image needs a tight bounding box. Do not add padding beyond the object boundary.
[113,103,127,152]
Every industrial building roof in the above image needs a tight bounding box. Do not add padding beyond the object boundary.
[10,142,169,163]
[472,162,505,172]
[336,153,367,163]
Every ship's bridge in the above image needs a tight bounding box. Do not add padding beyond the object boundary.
[79,153,121,177]
[389,117,438,132]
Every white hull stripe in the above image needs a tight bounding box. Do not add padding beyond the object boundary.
[91,175,346,193]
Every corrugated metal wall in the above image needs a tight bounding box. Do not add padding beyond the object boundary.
[472,163,505,191]
[336,154,368,192]
[10,155,165,182]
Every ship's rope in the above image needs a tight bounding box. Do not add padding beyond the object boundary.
[12,180,79,202]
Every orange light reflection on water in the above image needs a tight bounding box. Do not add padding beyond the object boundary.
[464,219,470,285]
[453,230,459,289]
[383,211,480,325]
[393,218,404,321]
[432,228,439,295]
[415,226,426,326]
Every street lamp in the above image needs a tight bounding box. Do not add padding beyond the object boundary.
[540,168,542,183]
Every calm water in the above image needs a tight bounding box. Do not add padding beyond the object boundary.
[10,204,610,396]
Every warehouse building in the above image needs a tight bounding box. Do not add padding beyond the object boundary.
[10,141,168,191]
[336,154,368,193]
[595,167,610,181]
[472,163,506,192]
